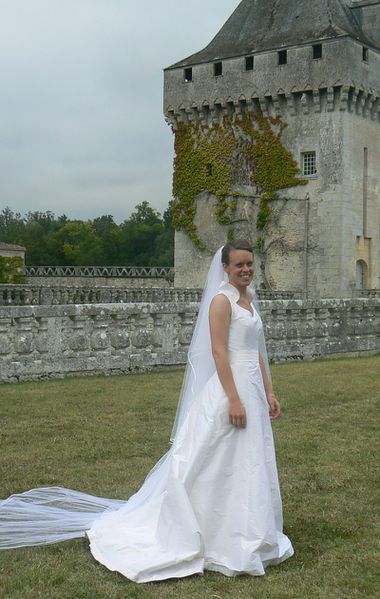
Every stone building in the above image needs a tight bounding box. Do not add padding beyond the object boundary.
[0,242,26,261]
[163,0,380,298]
[0,242,26,284]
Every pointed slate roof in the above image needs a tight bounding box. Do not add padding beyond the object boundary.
[168,0,373,69]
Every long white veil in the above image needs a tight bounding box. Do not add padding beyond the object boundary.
[170,247,226,441]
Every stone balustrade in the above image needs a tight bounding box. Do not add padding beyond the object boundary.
[0,285,202,306]
[352,289,380,299]
[0,284,301,306]
[0,297,379,383]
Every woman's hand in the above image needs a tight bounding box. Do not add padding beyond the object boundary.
[267,393,281,419]
[229,398,247,428]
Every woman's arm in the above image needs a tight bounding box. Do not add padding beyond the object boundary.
[209,295,246,428]
[259,353,281,419]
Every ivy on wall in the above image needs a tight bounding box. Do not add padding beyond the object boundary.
[172,122,236,248]
[172,111,307,249]
[0,256,25,284]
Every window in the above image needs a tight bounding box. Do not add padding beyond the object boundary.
[206,163,213,176]
[362,47,369,62]
[313,44,322,59]
[184,67,193,82]
[214,62,223,76]
[245,55,254,71]
[302,152,317,176]
[356,260,368,289]
[278,50,287,65]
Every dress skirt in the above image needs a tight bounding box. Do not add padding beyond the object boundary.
[87,350,293,582]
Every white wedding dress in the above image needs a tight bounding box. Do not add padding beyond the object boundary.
[0,282,293,583]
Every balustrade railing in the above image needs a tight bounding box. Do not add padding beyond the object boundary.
[256,290,300,300]
[352,289,380,298]
[0,285,202,306]
[24,266,174,278]
[0,283,304,306]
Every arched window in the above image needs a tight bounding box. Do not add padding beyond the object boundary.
[355,260,368,289]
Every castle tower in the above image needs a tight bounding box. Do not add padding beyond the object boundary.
[164,0,380,298]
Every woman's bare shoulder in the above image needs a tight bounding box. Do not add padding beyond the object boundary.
[209,293,231,316]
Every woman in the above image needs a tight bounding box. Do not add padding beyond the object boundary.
[0,240,293,582]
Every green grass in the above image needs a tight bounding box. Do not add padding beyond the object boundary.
[0,355,379,599]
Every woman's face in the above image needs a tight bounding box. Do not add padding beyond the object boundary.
[223,249,254,289]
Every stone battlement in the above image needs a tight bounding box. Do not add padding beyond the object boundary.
[165,85,380,127]
[165,37,380,125]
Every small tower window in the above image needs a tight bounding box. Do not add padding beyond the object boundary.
[302,152,317,176]
[206,163,213,176]
[245,56,254,71]
[313,44,322,59]
[214,62,223,76]
[356,260,368,289]
[184,67,193,82]
[278,50,287,65]
[362,47,369,62]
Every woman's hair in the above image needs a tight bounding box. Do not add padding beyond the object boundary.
[221,240,253,265]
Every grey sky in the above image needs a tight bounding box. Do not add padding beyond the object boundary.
[0,0,239,222]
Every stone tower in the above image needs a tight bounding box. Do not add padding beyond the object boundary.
[163,0,380,298]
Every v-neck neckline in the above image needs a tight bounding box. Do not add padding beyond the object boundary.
[236,302,254,317]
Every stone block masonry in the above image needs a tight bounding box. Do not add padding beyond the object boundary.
[0,298,379,383]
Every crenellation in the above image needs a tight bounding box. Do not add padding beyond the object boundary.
[300,91,309,115]
[165,84,380,125]
[258,97,268,117]
[339,85,350,111]
[368,93,377,119]
[326,87,335,112]
[312,89,321,113]
[272,95,281,116]
[356,89,365,115]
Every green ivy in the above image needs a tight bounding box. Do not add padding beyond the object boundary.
[240,113,307,237]
[172,112,307,249]
[172,122,235,248]
[255,238,265,253]
[0,256,25,284]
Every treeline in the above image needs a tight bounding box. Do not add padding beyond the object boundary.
[0,202,174,266]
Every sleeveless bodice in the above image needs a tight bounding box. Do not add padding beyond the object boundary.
[217,282,263,357]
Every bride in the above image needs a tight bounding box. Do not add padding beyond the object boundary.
[0,240,294,583]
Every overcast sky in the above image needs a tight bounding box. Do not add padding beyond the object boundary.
[0,0,239,223]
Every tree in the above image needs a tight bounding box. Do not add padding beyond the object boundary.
[0,202,174,266]
[0,207,25,243]
[91,215,119,265]
[118,201,174,266]
[49,222,103,265]
[154,204,174,266]
[129,201,162,226]
[22,211,62,265]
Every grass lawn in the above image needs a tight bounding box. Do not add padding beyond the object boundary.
[0,355,379,599]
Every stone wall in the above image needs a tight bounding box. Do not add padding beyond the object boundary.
[0,298,379,383]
